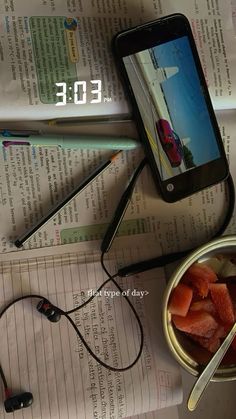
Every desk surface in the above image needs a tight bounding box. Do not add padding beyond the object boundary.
[178,369,235,419]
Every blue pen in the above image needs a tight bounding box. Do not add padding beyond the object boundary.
[1,133,140,150]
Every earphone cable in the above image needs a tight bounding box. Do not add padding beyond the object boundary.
[117,173,236,277]
[0,285,143,373]
[100,251,144,364]
[63,310,142,372]
[64,253,144,371]
[0,294,52,392]
[0,294,49,320]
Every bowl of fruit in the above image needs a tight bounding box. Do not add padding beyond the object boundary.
[163,235,236,381]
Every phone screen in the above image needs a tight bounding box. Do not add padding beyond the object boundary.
[123,35,221,181]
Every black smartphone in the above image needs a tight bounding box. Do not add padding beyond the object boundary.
[112,14,228,202]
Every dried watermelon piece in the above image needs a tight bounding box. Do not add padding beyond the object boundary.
[168,283,193,317]
[183,263,218,298]
[209,283,235,325]
[190,298,217,316]
[172,311,218,338]
[189,323,225,354]
[188,334,220,353]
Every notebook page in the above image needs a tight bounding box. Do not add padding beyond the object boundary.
[0,243,182,419]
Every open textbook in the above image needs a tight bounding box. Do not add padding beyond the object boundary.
[0,0,235,120]
[0,241,182,419]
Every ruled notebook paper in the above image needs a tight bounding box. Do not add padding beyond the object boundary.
[0,242,182,418]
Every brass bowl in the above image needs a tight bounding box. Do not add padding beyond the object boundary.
[162,235,236,382]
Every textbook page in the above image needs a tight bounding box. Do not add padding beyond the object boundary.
[0,242,182,419]
[0,0,235,120]
[162,0,236,111]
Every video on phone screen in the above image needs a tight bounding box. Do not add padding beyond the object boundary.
[123,36,221,181]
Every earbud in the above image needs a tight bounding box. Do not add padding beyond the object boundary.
[37,299,61,323]
[4,392,33,413]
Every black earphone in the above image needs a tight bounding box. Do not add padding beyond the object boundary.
[4,391,33,413]
[37,298,62,322]
[0,366,33,413]
[0,159,235,413]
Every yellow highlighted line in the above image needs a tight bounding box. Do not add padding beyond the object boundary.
[145,126,172,177]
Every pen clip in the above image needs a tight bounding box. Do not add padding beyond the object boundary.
[2,141,30,148]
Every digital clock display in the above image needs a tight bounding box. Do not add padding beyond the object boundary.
[55,80,102,106]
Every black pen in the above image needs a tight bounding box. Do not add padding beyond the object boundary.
[101,158,147,253]
[15,151,122,248]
